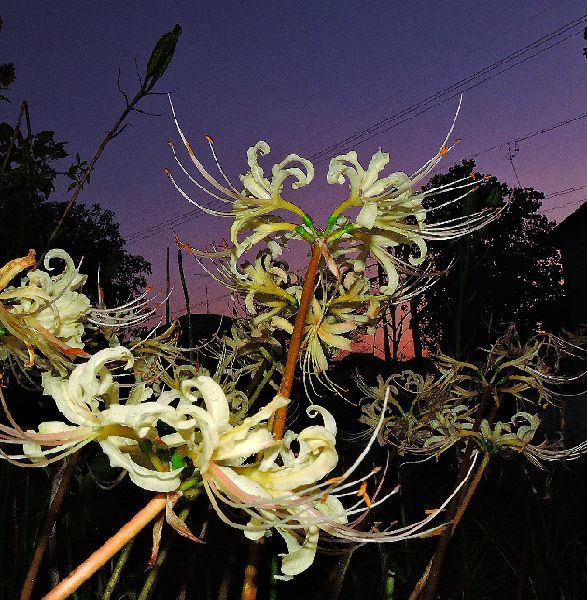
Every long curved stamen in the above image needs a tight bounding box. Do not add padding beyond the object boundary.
[165,169,233,217]
[168,96,242,201]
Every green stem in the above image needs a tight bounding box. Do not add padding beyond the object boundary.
[177,248,193,359]
[269,555,278,600]
[386,573,395,600]
[138,507,190,600]
[325,548,355,600]
[247,361,278,409]
[101,539,135,600]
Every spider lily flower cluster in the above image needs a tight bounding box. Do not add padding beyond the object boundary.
[356,328,587,465]
[0,246,479,578]
[168,98,501,380]
[0,343,475,578]
[0,249,157,375]
[0,249,91,374]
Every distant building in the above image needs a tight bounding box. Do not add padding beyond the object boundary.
[554,202,587,329]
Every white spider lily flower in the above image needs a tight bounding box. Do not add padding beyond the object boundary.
[167,98,313,265]
[326,99,462,231]
[1,347,185,491]
[0,249,91,372]
[240,141,315,201]
[198,398,341,579]
[228,142,315,262]
[327,149,411,201]
[44,346,188,491]
[2,249,89,345]
[167,376,341,577]
[87,288,161,330]
[323,100,503,300]
[199,387,479,579]
[273,297,356,375]
[177,375,288,471]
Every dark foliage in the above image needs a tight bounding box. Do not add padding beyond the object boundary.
[0,16,15,102]
[0,123,151,305]
[417,160,562,358]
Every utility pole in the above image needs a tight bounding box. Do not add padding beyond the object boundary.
[165,246,170,326]
[377,263,393,364]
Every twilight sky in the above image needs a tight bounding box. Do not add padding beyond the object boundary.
[1,2,586,316]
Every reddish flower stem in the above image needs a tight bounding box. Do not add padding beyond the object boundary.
[271,243,322,440]
[42,494,167,600]
[20,452,80,600]
[241,243,322,600]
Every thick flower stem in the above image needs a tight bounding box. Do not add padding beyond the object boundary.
[42,494,167,600]
[241,538,265,600]
[271,243,322,440]
[411,454,490,600]
[241,244,322,600]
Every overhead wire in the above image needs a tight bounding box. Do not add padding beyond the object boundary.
[169,292,232,320]
[544,185,586,199]
[126,111,587,245]
[542,197,586,214]
[471,111,587,159]
[308,14,587,163]
[126,199,226,244]
[125,14,587,246]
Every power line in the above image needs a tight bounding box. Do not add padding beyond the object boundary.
[126,198,226,245]
[542,197,586,214]
[127,208,200,243]
[170,292,232,320]
[471,111,587,159]
[125,14,586,246]
[544,185,586,199]
[308,14,586,163]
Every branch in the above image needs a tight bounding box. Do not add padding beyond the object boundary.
[1,101,29,173]
[20,451,80,600]
[44,24,182,253]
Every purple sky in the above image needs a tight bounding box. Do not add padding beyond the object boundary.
[2,2,586,315]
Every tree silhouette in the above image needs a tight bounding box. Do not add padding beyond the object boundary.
[0,122,151,306]
[0,17,16,103]
[416,159,562,358]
